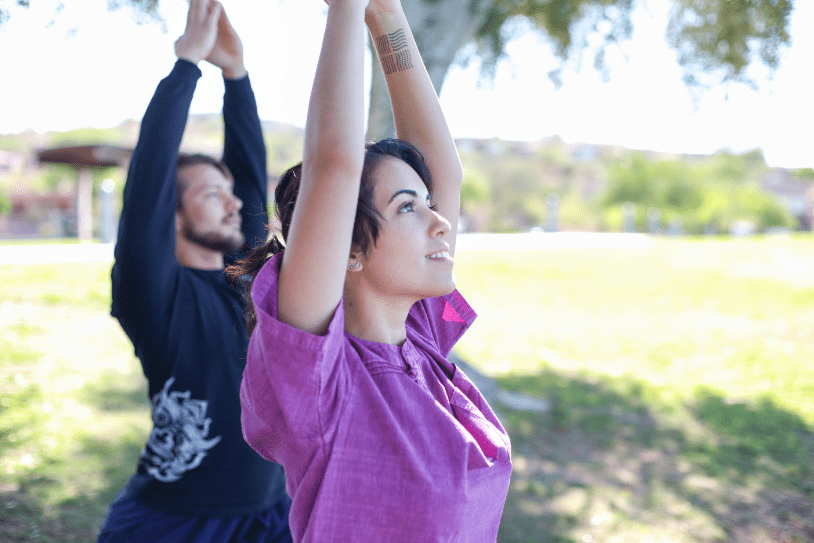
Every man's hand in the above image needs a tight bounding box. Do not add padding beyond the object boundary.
[205,7,247,80]
[174,0,222,65]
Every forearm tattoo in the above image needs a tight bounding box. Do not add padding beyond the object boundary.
[376,29,413,74]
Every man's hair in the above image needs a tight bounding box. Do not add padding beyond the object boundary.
[176,153,233,209]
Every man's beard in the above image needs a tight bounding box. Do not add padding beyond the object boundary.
[181,221,245,254]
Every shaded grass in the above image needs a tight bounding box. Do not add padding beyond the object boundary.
[492,370,814,542]
[454,236,814,542]
[0,265,148,542]
[2,236,814,541]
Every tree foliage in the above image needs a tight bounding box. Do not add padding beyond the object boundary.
[666,0,793,92]
[476,0,637,85]
[475,0,792,91]
[0,0,162,30]
[0,0,28,29]
[1,0,795,137]
[599,152,793,233]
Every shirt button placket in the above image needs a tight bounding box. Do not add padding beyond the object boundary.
[402,342,423,384]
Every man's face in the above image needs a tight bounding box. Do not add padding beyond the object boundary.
[176,163,245,253]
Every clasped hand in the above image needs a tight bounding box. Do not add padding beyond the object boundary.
[175,0,246,79]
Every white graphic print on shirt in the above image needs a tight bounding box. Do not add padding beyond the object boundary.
[139,377,222,482]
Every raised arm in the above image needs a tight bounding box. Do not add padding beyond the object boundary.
[112,0,222,330]
[365,1,463,254]
[277,0,368,335]
[206,6,269,260]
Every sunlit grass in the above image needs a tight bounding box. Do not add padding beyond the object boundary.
[0,268,147,542]
[1,236,813,541]
[0,262,112,310]
[455,236,814,424]
[0,239,86,246]
[454,235,814,542]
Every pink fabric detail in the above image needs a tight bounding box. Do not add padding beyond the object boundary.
[442,301,466,323]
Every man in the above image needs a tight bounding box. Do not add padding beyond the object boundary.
[98,1,290,541]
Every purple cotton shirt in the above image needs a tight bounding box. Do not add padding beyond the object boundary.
[240,253,512,542]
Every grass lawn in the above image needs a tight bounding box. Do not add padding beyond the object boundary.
[2,235,814,542]
[0,239,87,246]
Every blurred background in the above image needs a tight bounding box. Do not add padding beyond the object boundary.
[1,0,813,541]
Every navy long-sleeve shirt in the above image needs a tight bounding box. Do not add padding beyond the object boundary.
[111,59,286,517]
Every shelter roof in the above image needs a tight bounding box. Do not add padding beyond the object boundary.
[37,145,132,168]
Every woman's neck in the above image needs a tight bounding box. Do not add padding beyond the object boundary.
[342,286,415,345]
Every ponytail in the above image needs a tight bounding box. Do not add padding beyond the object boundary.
[226,234,284,335]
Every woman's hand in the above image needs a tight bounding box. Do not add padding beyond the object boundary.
[321,0,371,11]
[364,0,401,17]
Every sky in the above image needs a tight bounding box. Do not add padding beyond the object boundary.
[0,0,811,169]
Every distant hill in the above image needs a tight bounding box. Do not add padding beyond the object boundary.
[1,115,811,236]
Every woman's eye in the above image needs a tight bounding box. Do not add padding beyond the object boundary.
[429,203,439,211]
[399,201,415,213]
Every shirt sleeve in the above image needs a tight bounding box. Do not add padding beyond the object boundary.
[221,73,269,264]
[240,253,351,465]
[407,290,477,358]
[111,60,201,347]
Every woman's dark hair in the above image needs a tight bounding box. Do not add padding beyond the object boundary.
[226,139,433,334]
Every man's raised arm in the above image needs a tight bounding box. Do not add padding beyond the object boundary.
[205,7,269,260]
[112,0,222,328]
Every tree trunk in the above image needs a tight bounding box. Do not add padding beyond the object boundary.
[366,0,494,140]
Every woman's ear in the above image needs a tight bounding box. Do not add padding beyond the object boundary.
[347,251,364,272]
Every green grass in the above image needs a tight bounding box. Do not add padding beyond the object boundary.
[0,238,87,246]
[453,236,814,542]
[0,262,149,542]
[1,236,814,541]
[0,262,112,311]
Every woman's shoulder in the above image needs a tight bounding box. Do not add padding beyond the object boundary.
[407,290,476,357]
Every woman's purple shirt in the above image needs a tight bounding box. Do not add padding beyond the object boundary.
[240,253,512,542]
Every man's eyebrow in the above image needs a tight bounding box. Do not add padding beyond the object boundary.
[388,189,418,205]
[199,182,230,190]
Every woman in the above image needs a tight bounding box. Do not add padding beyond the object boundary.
[229,0,511,540]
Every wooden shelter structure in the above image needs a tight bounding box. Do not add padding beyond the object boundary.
[37,145,132,241]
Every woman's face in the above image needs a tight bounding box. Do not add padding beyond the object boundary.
[358,156,455,301]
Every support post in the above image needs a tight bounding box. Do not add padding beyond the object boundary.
[76,168,93,241]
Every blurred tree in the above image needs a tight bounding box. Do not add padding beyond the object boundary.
[0,0,28,29]
[460,167,490,210]
[1,0,791,138]
[601,154,658,206]
[795,168,814,180]
[458,167,491,230]
[0,185,11,215]
[667,0,792,94]
[734,185,795,229]
[367,0,793,138]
